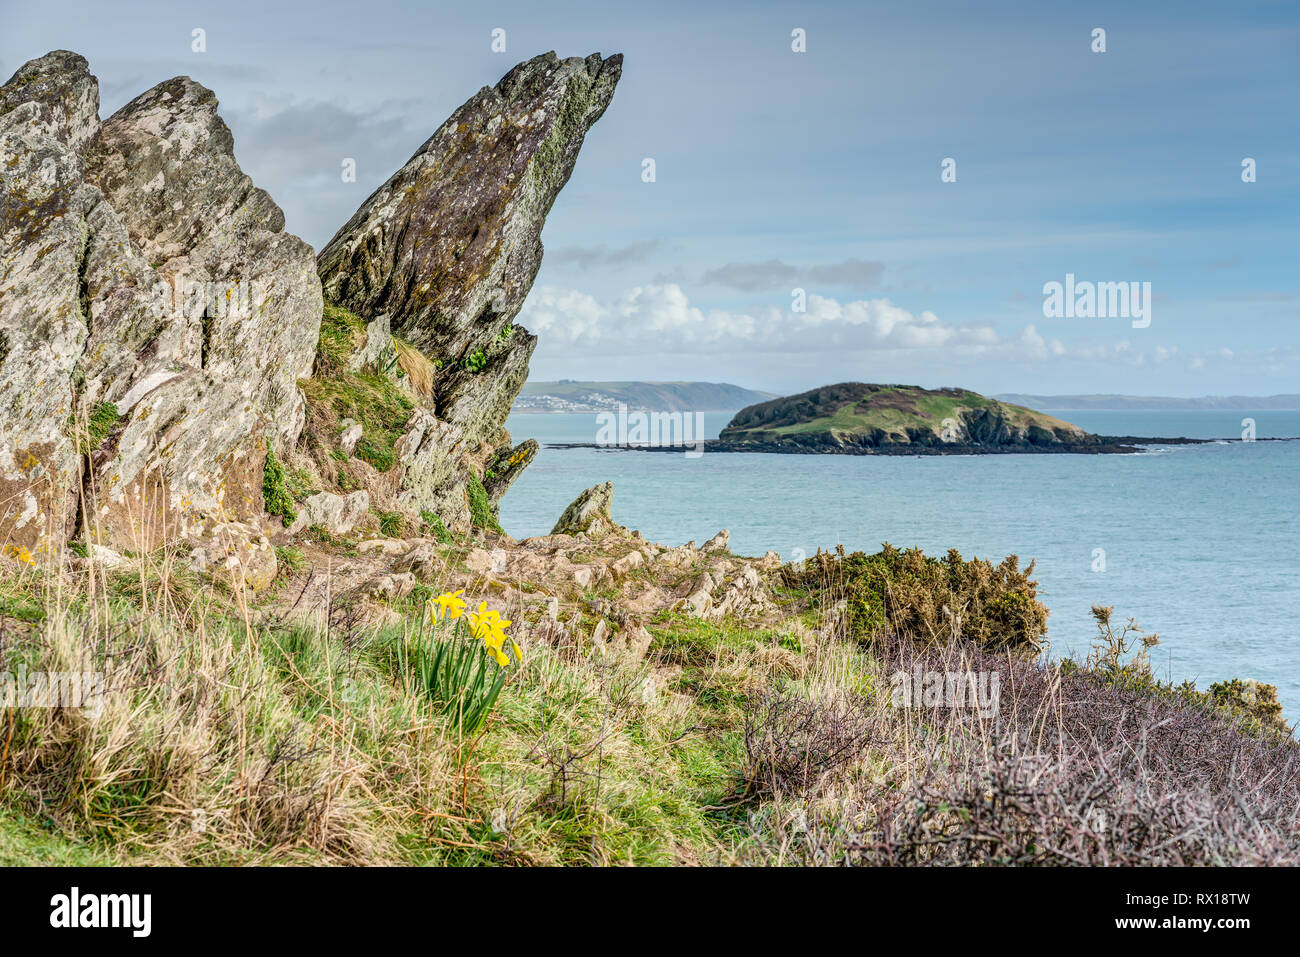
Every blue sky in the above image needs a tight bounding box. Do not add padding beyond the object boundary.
[2,0,1297,396]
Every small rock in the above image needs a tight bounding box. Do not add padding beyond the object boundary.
[551,482,621,537]
[396,542,438,576]
[346,314,395,372]
[610,550,644,577]
[339,421,363,456]
[289,490,370,536]
[684,587,713,617]
[616,623,655,660]
[465,547,509,575]
[88,544,128,569]
[701,530,730,553]
[360,572,417,600]
[357,538,410,556]
[190,522,277,592]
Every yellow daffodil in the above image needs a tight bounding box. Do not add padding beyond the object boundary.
[510,638,524,664]
[461,600,519,666]
[468,602,499,641]
[432,589,467,620]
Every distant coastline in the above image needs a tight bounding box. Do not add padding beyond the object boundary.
[995,393,1300,411]
[516,380,774,413]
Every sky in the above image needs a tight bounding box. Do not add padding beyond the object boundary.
[2,0,1297,397]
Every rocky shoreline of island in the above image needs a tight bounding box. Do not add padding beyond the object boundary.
[543,435,1240,455]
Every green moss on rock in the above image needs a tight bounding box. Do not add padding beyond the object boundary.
[467,474,502,533]
[262,444,296,527]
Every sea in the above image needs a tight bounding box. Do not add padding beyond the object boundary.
[500,409,1300,716]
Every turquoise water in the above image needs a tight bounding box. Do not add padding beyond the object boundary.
[501,410,1300,714]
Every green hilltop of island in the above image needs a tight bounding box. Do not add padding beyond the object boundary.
[718,382,1099,452]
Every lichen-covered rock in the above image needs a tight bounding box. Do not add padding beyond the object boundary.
[701,529,730,554]
[484,438,538,508]
[0,51,156,558]
[317,51,622,449]
[338,419,363,455]
[393,409,471,531]
[346,314,395,373]
[0,50,99,152]
[85,74,321,455]
[551,481,621,537]
[190,520,277,591]
[288,490,370,536]
[1,48,623,561]
[0,51,322,556]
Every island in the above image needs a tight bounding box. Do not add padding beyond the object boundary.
[546,382,1213,454]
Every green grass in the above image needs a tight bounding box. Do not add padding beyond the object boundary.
[0,808,114,865]
[0,558,790,865]
[71,401,121,453]
[274,545,307,575]
[262,443,296,526]
[376,510,405,538]
[420,510,453,544]
[302,302,417,474]
[467,475,503,533]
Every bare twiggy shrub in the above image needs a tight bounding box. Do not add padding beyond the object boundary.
[743,689,876,800]
[740,630,1300,866]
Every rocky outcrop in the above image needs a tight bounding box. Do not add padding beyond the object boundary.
[484,438,538,509]
[551,481,621,537]
[393,409,471,532]
[0,50,321,558]
[0,52,108,559]
[0,50,99,152]
[1,48,619,562]
[318,51,622,449]
[701,529,730,554]
[82,75,321,543]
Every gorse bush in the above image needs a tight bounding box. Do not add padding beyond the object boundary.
[1063,605,1291,739]
[1209,678,1286,736]
[786,543,1048,653]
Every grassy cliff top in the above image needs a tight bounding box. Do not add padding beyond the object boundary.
[720,382,1089,445]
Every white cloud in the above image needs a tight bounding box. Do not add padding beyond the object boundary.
[521,283,1007,356]
[520,284,1300,388]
